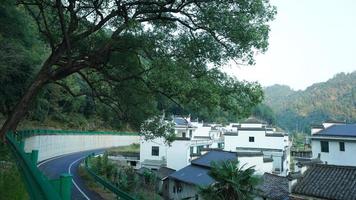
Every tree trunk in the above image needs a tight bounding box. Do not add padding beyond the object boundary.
[0,68,50,139]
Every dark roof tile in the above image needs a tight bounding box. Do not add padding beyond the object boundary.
[168,165,214,186]
[257,173,289,200]
[313,124,356,137]
[292,164,356,199]
[191,150,236,168]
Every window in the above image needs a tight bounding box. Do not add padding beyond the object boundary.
[249,136,255,142]
[151,146,159,156]
[197,146,203,155]
[320,141,329,153]
[182,132,186,138]
[189,130,193,138]
[339,142,345,151]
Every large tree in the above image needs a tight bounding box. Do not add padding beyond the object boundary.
[0,0,275,138]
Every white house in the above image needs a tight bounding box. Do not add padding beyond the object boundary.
[140,116,224,170]
[310,121,356,166]
[166,150,273,200]
[224,118,290,175]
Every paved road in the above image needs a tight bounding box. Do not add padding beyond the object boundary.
[38,149,105,200]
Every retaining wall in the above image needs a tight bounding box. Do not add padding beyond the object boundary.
[24,134,140,162]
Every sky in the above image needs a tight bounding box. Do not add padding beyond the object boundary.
[225,0,356,90]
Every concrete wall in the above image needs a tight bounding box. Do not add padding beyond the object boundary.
[24,134,139,162]
[312,139,356,166]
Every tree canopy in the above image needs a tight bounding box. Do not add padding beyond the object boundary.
[0,0,276,138]
[199,160,259,200]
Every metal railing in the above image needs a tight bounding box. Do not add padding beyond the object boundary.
[6,132,72,200]
[84,154,136,200]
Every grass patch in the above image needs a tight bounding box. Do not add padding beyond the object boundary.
[107,143,140,156]
[0,143,29,200]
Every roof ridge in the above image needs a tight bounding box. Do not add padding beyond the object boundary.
[314,163,356,170]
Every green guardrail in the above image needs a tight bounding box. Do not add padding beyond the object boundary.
[17,129,139,139]
[6,132,72,200]
[84,154,136,200]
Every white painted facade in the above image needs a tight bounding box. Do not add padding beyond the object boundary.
[224,120,290,175]
[311,138,356,166]
[140,117,224,170]
[310,122,356,167]
[224,130,288,150]
[238,156,273,175]
[24,134,139,162]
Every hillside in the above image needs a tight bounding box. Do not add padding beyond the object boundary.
[264,71,356,133]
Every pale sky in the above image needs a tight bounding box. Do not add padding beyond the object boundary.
[225,0,356,90]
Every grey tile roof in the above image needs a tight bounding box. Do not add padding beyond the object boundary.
[313,124,356,137]
[292,164,356,200]
[157,167,176,180]
[257,173,289,200]
[191,151,237,168]
[168,165,215,186]
[169,150,237,186]
[236,147,283,152]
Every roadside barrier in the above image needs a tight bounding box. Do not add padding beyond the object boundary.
[6,132,72,200]
[6,129,139,199]
[84,154,137,200]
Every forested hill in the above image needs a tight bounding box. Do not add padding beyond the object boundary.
[263,71,356,133]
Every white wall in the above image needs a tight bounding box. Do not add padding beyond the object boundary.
[238,156,273,175]
[312,139,356,166]
[166,141,191,170]
[224,131,286,151]
[24,135,139,162]
[140,137,168,163]
[140,136,214,170]
[190,122,211,138]
[240,123,264,128]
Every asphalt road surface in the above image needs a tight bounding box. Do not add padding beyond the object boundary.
[38,149,105,200]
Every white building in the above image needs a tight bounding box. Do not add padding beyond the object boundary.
[310,121,356,166]
[140,116,224,170]
[224,118,290,175]
[166,150,273,200]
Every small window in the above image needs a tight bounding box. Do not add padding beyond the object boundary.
[339,142,345,151]
[152,146,159,156]
[189,130,193,138]
[182,132,186,138]
[320,141,329,153]
[249,137,255,142]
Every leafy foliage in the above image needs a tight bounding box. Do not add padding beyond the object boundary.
[0,0,275,139]
[140,115,175,144]
[0,0,45,115]
[264,72,356,133]
[199,160,259,200]
[252,103,276,125]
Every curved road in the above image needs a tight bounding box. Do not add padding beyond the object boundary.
[38,149,105,200]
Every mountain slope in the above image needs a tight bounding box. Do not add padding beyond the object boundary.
[264,71,356,133]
